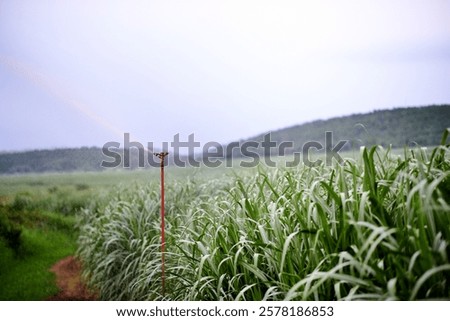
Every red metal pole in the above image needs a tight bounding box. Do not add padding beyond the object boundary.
[160,156,165,297]
[155,152,168,297]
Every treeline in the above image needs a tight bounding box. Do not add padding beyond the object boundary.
[0,147,105,174]
[0,146,192,174]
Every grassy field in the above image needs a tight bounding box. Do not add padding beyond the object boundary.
[0,169,157,300]
[75,139,450,300]
[0,166,234,300]
[1,139,449,301]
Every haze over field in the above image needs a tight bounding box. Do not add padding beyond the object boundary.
[1,1,449,151]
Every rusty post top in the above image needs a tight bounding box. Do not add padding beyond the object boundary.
[154,152,169,159]
[154,152,169,167]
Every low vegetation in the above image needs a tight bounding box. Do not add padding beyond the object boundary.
[0,203,77,300]
[0,169,165,300]
[77,131,450,300]
[0,172,117,299]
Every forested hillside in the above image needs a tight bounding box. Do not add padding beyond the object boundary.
[236,105,449,154]
[0,147,104,174]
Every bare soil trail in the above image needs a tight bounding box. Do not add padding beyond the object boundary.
[48,256,97,300]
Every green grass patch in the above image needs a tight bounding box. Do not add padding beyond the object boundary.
[0,172,92,300]
[0,225,77,300]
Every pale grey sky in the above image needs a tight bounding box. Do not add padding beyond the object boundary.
[1,0,449,151]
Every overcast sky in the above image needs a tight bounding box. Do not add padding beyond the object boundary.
[0,0,449,151]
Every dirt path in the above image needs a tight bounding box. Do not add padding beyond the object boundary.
[48,256,97,300]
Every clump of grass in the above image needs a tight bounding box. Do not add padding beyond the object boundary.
[78,131,450,300]
[75,184,90,191]
[0,207,22,254]
[11,192,35,211]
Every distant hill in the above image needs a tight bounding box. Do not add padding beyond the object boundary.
[0,105,449,174]
[0,147,105,174]
[0,147,156,174]
[230,104,450,156]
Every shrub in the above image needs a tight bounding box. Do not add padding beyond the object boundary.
[0,208,22,254]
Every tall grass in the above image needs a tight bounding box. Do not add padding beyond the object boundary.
[77,133,450,300]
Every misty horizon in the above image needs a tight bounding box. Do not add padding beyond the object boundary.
[1,1,450,151]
